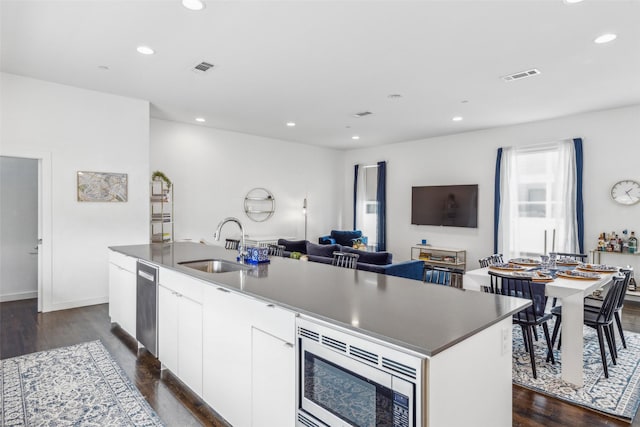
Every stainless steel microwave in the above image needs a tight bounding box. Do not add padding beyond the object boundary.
[296,318,423,427]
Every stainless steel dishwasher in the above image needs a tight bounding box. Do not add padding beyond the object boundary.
[136,260,159,357]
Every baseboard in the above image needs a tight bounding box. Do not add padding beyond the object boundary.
[44,296,109,312]
[0,291,38,302]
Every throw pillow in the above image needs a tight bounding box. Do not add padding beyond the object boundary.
[306,242,341,258]
[278,239,308,254]
[330,230,362,246]
[343,247,392,265]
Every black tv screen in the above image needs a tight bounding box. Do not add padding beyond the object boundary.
[411,184,478,228]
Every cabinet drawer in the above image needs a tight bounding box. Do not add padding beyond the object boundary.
[253,302,296,343]
[159,267,203,302]
[108,250,137,273]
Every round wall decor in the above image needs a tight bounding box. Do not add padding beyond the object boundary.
[244,188,275,222]
[611,180,640,205]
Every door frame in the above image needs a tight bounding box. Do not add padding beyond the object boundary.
[0,150,52,312]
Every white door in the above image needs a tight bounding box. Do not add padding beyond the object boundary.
[0,156,38,302]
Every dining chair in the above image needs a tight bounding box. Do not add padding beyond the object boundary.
[487,271,555,379]
[549,252,588,262]
[267,244,285,257]
[479,254,503,268]
[549,274,626,378]
[332,252,359,269]
[584,268,631,352]
[225,239,240,250]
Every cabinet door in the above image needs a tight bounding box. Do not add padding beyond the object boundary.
[202,286,252,427]
[108,263,137,337]
[108,263,122,324]
[178,295,203,396]
[158,284,179,374]
[251,327,295,427]
[120,268,137,337]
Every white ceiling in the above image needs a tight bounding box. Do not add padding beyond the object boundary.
[2,0,639,149]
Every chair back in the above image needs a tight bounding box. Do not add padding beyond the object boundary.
[594,275,626,324]
[549,252,587,262]
[479,254,503,268]
[423,266,451,285]
[488,272,547,324]
[268,244,285,257]
[617,268,632,308]
[332,252,359,269]
[225,239,239,250]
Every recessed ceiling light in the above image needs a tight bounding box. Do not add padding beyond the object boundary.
[136,45,155,55]
[452,116,463,122]
[195,117,206,123]
[182,0,205,11]
[352,135,360,140]
[286,122,296,127]
[594,33,617,44]
[564,0,584,4]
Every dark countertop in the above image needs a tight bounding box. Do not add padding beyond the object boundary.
[110,242,530,357]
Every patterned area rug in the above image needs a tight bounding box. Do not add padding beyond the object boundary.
[512,322,640,422]
[1,340,164,426]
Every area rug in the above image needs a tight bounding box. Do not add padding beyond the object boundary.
[1,340,164,426]
[512,322,640,422]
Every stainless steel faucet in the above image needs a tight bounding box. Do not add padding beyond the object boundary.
[213,217,246,262]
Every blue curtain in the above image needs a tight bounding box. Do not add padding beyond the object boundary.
[493,148,503,254]
[353,164,359,229]
[574,138,584,253]
[376,161,387,251]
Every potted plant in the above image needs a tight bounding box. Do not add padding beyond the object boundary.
[151,171,172,188]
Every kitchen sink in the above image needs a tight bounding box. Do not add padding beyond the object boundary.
[178,259,251,273]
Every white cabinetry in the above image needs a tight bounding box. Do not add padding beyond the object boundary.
[158,267,203,396]
[251,327,295,427]
[108,249,137,337]
[203,286,253,427]
[203,285,296,427]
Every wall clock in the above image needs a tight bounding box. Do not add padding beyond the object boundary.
[611,180,640,205]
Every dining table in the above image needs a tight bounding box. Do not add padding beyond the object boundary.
[464,265,616,387]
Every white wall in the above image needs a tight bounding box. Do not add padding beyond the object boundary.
[150,119,342,244]
[0,73,149,311]
[342,105,640,268]
[0,156,38,301]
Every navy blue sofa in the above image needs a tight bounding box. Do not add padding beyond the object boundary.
[318,230,368,246]
[276,239,423,281]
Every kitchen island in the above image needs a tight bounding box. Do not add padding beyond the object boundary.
[109,242,529,427]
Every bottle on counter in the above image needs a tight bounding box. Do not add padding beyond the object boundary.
[629,232,638,254]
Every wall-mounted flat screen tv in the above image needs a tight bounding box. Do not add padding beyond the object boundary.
[411,184,478,228]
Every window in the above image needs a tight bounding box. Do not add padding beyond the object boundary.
[354,161,387,251]
[495,139,583,259]
[355,165,379,249]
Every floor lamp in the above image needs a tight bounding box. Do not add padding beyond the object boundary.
[303,198,308,240]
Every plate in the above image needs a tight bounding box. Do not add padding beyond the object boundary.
[508,258,541,266]
[577,264,618,273]
[489,263,526,271]
[557,270,602,280]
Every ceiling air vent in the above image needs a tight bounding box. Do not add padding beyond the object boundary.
[353,111,374,118]
[502,68,541,82]
[192,61,215,74]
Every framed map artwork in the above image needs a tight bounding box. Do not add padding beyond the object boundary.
[77,171,128,202]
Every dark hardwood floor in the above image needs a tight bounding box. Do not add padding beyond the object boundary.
[1,298,639,426]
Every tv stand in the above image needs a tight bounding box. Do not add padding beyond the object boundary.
[411,245,466,286]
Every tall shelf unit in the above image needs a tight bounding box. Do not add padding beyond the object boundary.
[150,180,173,243]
